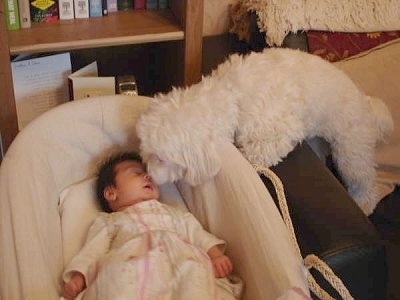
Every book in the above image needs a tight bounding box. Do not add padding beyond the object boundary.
[74,0,89,18]
[68,61,115,100]
[89,0,102,17]
[106,0,117,12]
[4,0,20,30]
[133,0,144,9]
[101,0,108,15]
[59,0,74,19]
[117,0,132,11]
[10,53,72,130]
[158,0,167,9]
[30,0,59,23]
[145,0,156,9]
[17,0,31,28]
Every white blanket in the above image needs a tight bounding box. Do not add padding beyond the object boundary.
[0,95,309,300]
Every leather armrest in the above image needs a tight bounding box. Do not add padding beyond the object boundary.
[260,143,387,299]
[261,143,380,256]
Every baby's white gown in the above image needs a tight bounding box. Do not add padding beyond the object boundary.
[63,200,242,300]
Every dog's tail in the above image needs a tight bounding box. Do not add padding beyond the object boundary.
[367,96,394,141]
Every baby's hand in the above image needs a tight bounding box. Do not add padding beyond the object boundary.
[63,272,86,300]
[211,255,233,278]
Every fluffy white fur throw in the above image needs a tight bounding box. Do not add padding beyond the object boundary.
[231,0,400,46]
[137,48,393,215]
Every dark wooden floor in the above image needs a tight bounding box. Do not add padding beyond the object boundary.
[370,186,400,300]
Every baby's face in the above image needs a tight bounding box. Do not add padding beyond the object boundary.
[106,160,160,212]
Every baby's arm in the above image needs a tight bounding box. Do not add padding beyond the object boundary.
[63,272,86,300]
[207,245,233,278]
[62,216,110,298]
[180,210,233,278]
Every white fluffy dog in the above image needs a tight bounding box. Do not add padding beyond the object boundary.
[136,48,393,215]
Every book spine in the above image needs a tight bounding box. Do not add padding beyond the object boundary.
[74,0,89,18]
[133,0,144,9]
[59,0,74,20]
[116,0,132,11]
[101,0,108,15]
[4,0,20,30]
[17,0,31,28]
[145,0,156,9]
[158,0,167,9]
[106,0,117,12]
[89,0,102,17]
[30,0,59,23]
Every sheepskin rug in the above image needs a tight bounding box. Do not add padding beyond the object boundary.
[136,48,393,215]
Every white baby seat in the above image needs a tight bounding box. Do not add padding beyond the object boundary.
[0,95,311,300]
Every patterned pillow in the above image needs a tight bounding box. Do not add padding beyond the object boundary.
[307,30,400,62]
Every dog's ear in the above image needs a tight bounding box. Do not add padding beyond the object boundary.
[181,140,221,185]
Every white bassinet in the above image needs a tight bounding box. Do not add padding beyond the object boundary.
[0,95,314,299]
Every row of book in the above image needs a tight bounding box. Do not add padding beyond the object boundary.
[4,0,169,30]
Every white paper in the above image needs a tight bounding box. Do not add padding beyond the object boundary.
[11,53,72,130]
[68,61,115,100]
[71,77,115,100]
[69,61,98,77]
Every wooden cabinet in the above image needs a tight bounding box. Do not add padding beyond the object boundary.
[0,0,203,154]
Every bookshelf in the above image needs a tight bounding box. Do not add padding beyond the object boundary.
[0,0,203,154]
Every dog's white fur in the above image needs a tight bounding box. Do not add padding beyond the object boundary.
[136,48,393,215]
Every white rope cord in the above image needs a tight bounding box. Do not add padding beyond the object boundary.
[253,164,354,300]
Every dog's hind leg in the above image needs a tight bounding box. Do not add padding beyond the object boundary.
[329,131,379,215]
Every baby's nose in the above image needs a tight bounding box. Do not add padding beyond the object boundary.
[144,174,151,180]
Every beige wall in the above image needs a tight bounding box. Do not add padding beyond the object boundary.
[203,0,238,36]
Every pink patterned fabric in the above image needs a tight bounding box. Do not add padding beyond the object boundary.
[307,30,400,62]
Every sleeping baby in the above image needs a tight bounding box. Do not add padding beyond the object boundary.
[62,152,242,300]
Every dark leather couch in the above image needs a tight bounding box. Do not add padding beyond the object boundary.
[260,143,387,299]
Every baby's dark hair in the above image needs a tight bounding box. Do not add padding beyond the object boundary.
[96,151,142,213]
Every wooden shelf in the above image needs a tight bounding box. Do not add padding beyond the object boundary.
[0,0,203,155]
[8,10,184,55]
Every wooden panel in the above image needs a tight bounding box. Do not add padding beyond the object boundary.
[183,0,203,86]
[0,0,19,155]
[8,10,184,54]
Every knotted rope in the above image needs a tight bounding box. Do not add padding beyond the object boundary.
[253,164,354,300]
